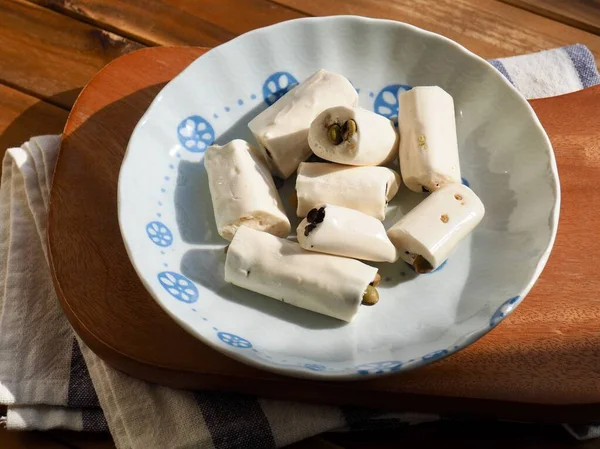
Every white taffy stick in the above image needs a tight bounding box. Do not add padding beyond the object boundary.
[398,86,461,193]
[387,183,484,273]
[204,139,290,241]
[295,162,401,220]
[248,69,358,179]
[297,204,398,263]
[308,106,398,166]
[224,226,379,322]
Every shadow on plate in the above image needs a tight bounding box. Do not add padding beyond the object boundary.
[371,259,418,288]
[455,125,519,323]
[174,160,222,244]
[174,103,269,245]
[181,247,346,330]
[214,102,267,146]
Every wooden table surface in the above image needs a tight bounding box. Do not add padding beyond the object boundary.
[1,0,600,447]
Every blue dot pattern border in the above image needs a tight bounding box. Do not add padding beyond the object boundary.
[177,115,215,153]
[374,84,412,123]
[157,271,199,304]
[263,72,298,106]
[305,363,327,372]
[145,221,173,247]
[422,349,449,361]
[490,296,521,327]
[356,361,403,375]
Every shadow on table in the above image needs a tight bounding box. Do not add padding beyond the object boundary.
[0,88,81,156]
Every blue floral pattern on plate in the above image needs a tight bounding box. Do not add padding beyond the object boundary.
[217,332,253,348]
[263,72,298,106]
[373,84,411,123]
[145,221,173,247]
[177,116,215,153]
[157,271,199,304]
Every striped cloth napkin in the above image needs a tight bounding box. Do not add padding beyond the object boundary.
[0,44,598,448]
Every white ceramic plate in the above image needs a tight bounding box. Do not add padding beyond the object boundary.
[119,16,559,379]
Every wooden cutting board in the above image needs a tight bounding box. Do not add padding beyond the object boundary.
[47,46,600,422]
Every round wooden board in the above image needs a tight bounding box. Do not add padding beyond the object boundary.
[48,46,600,416]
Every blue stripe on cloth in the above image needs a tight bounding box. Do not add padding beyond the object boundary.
[194,392,276,449]
[68,338,100,408]
[563,44,600,88]
[488,59,514,85]
[68,339,108,431]
[82,408,109,432]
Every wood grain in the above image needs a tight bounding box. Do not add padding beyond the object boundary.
[29,0,305,46]
[0,0,142,109]
[270,0,600,62]
[47,46,600,419]
[8,0,598,112]
[0,83,68,156]
[500,0,600,36]
[25,0,600,62]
